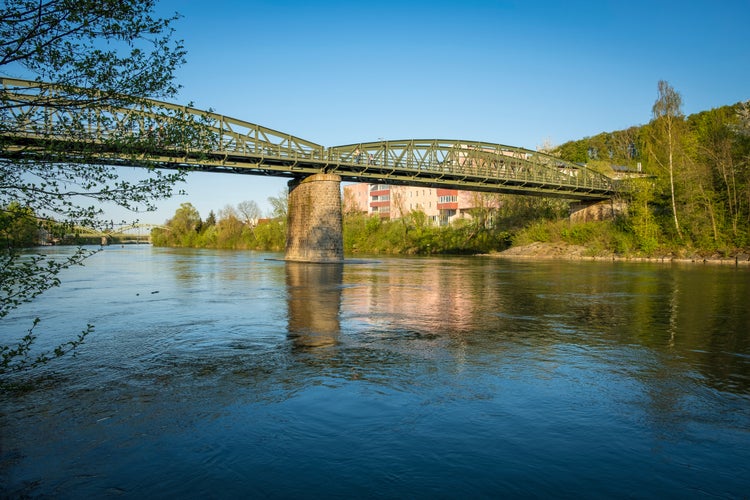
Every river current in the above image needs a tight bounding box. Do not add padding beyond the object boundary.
[1,245,749,498]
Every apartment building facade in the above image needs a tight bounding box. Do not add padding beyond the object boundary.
[343,183,499,225]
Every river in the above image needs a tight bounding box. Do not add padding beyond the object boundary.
[1,245,749,498]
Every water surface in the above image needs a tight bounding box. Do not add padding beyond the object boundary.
[2,246,749,498]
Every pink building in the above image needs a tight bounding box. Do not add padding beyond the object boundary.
[343,183,499,225]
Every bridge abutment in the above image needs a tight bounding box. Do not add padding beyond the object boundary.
[285,173,344,262]
[569,199,627,222]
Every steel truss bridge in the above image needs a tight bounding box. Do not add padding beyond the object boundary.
[1,78,618,200]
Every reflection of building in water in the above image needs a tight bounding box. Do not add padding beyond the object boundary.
[286,262,343,348]
[343,261,496,336]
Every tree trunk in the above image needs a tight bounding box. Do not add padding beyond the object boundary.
[667,119,683,240]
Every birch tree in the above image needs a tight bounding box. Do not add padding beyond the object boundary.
[648,80,685,240]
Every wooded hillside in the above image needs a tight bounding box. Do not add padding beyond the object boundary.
[550,83,749,254]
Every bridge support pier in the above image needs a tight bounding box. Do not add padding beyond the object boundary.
[285,173,344,262]
[569,199,627,222]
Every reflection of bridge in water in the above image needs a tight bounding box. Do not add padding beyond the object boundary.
[2,78,623,261]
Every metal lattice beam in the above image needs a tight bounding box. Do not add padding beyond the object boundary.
[1,78,618,200]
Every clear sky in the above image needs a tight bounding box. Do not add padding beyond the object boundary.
[119,0,750,225]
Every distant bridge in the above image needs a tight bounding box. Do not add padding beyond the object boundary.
[52,223,157,245]
[1,77,621,261]
[78,223,166,236]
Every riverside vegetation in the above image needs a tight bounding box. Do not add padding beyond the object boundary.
[152,84,750,261]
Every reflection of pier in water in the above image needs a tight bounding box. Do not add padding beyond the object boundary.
[286,262,343,348]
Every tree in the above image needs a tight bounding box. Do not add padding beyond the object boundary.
[342,188,364,216]
[218,204,238,222]
[736,101,750,241]
[171,203,202,234]
[626,178,660,253]
[216,205,244,248]
[268,189,288,219]
[237,200,261,226]
[1,201,38,247]
[648,80,685,240]
[0,0,197,376]
[204,210,217,228]
[466,192,500,230]
[685,107,731,247]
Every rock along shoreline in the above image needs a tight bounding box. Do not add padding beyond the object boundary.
[486,242,750,266]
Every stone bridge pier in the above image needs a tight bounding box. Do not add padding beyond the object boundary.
[285,173,344,262]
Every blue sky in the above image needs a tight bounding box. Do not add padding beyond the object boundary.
[124,0,750,224]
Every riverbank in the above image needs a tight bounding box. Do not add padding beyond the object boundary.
[489,242,750,266]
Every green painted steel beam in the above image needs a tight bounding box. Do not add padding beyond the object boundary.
[1,78,620,200]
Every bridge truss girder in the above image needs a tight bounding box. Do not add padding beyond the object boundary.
[1,78,618,201]
[326,140,614,199]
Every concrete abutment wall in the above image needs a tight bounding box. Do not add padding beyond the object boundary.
[285,173,343,262]
[569,199,627,222]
